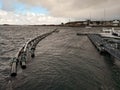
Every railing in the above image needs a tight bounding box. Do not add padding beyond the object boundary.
[10,29,58,77]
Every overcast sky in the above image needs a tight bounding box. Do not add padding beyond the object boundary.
[0,0,120,25]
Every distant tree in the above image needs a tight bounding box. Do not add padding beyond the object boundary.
[96,21,100,25]
[86,19,91,26]
[61,22,64,25]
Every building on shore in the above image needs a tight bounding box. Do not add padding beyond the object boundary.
[64,20,120,27]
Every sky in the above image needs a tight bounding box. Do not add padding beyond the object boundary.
[0,0,120,25]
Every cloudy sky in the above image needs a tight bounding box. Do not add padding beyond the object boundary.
[0,0,120,25]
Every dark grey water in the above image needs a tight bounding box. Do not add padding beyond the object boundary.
[1,26,120,90]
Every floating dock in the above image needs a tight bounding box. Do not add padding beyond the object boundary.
[88,34,105,53]
[87,34,120,60]
[77,30,120,61]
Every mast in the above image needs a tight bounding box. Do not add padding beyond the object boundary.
[104,8,106,26]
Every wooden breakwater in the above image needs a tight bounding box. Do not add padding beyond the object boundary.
[10,29,58,77]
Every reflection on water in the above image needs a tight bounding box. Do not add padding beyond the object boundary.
[0,26,120,90]
[103,53,120,90]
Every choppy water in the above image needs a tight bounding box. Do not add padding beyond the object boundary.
[1,26,120,90]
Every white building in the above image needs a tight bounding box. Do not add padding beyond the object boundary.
[112,20,120,26]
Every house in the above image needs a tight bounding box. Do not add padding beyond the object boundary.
[112,20,120,26]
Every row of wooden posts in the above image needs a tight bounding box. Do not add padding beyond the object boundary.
[10,29,58,77]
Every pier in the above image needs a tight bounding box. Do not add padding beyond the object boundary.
[104,44,120,60]
[87,34,120,60]
[87,34,105,53]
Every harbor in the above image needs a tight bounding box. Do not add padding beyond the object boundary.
[0,0,120,89]
[0,26,120,90]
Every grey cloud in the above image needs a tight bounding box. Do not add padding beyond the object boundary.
[17,0,120,19]
[1,0,120,20]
